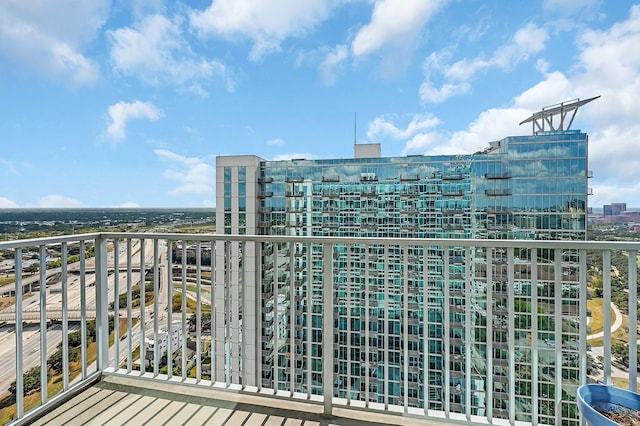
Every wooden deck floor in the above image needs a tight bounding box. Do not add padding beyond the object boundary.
[31,375,458,426]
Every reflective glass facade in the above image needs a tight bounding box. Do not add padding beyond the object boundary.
[217,129,589,424]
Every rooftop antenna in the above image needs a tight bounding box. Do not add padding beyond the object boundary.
[354,112,357,146]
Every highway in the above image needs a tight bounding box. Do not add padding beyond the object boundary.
[0,238,169,395]
[0,266,64,297]
[0,322,80,395]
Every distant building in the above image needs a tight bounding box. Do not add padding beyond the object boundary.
[144,321,183,368]
[603,203,626,216]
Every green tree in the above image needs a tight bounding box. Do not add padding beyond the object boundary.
[48,350,63,375]
[590,276,603,298]
[612,342,629,366]
[189,312,211,331]
[8,366,49,398]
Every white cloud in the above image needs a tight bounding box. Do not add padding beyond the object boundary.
[419,81,470,104]
[410,4,640,208]
[536,58,550,74]
[591,182,640,208]
[421,22,549,103]
[155,149,215,195]
[574,6,640,126]
[563,5,640,203]
[366,114,450,156]
[443,57,489,82]
[589,125,640,185]
[513,71,572,111]
[190,0,338,61]
[0,197,19,208]
[401,132,446,155]
[367,114,440,140]
[493,23,549,69]
[442,108,530,154]
[0,158,19,175]
[131,0,166,18]
[267,138,285,146]
[108,14,233,93]
[543,0,601,15]
[396,107,531,157]
[37,195,84,208]
[106,100,163,141]
[116,202,141,208]
[419,50,472,102]
[0,0,106,85]
[351,0,445,57]
[271,153,318,161]
[319,45,348,86]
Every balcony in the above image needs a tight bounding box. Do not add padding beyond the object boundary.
[485,172,512,179]
[485,188,512,196]
[442,173,465,181]
[400,174,420,182]
[322,190,341,198]
[441,189,465,197]
[442,208,466,215]
[1,233,638,426]
[285,191,304,198]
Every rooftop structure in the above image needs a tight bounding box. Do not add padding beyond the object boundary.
[519,96,600,134]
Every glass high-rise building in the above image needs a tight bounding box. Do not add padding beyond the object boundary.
[216,100,594,424]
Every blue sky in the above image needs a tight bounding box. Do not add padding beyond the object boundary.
[1,0,639,208]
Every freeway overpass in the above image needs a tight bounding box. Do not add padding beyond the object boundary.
[0,264,151,297]
[0,309,96,323]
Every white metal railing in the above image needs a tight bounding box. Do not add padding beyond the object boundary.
[1,233,639,425]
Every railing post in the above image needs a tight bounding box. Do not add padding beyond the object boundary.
[95,236,109,371]
[602,250,612,385]
[322,242,333,417]
[15,247,24,418]
[629,250,638,393]
[38,245,49,406]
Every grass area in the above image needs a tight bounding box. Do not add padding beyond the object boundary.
[0,341,98,424]
[0,277,14,287]
[111,318,137,346]
[612,377,640,390]
[185,284,212,300]
[113,283,157,310]
[588,311,630,346]
[201,271,212,280]
[0,296,16,310]
[172,293,211,314]
[587,298,615,335]
[173,223,215,233]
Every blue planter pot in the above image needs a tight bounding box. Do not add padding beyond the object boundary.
[577,384,640,425]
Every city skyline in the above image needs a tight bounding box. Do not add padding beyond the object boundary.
[1,1,639,208]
